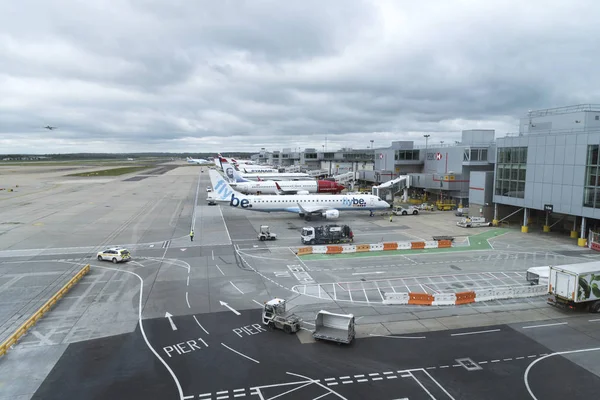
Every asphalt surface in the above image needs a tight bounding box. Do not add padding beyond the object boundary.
[2,162,600,400]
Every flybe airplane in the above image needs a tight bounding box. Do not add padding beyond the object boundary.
[209,170,390,220]
[220,158,344,194]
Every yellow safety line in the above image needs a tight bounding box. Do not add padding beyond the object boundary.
[0,264,90,357]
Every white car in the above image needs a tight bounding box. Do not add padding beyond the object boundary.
[97,247,131,263]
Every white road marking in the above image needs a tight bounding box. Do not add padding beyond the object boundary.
[230,281,244,294]
[252,299,263,307]
[589,318,600,322]
[406,371,435,399]
[185,292,191,308]
[193,315,210,335]
[286,372,348,400]
[351,271,385,275]
[186,276,190,286]
[451,329,501,336]
[91,266,184,399]
[369,333,426,339]
[212,250,214,260]
[216,264,225,276]
[217,206,233,244]
[522,322,568,329]
[221,343,260,364]
[421,369,457,400]
[524,347,600,400]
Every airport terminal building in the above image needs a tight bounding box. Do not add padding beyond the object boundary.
[493,104,600,246]
[253,104,600,246]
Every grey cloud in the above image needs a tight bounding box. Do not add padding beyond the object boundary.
[1,0,599,154]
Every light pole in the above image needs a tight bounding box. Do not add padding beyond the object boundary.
[423,134,430,151]
[370,140,374,149]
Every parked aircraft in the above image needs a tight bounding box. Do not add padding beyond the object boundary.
[187,157,212,165]
[209,170,390,220]
[44,126,57,130]
[220,158,344,194]
[218,157,311,181]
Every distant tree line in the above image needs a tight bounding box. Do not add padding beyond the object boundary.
[0,152,255,160]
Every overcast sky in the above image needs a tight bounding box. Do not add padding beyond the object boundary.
[1,0,599,154]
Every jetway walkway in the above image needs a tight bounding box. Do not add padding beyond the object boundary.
[372,175,410,200]
[332,171,356,184]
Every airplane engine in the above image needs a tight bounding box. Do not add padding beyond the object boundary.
[296,190,310,195]
[322,210,340,219]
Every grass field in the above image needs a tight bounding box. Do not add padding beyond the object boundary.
[67,166,154,177]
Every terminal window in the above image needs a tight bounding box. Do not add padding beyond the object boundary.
[495,147,527,198]
[584,145,600,207]
[395,150,420,161]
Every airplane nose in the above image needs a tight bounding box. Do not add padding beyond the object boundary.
[337,183,345,192]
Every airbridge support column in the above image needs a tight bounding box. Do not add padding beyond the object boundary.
[579,217,587,247]
[521,208,529,233]
[571,217,579,239]
[402,188,408,202]
[492,203,499,226]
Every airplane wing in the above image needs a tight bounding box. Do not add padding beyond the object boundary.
[296,202,335,214]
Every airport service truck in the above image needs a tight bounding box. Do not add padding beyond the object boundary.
[456,217,491,228]
[313,310,355,344]
[547,261,600,312]
[301,225,354,245]
[261,298,301,333]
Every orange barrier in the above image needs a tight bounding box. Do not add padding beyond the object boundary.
[408,293,434,305]
[455,291,476,305]
[355,244,371,252]
[410,241,425,249]
[297,247,313,255]
[326,246,343,254]
[437,240,452,248]
[383,242,398,251]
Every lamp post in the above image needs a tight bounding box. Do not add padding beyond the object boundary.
[370,140,374,149]
[423,134,430,151]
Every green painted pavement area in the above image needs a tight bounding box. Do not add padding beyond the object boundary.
[299,228,509,260]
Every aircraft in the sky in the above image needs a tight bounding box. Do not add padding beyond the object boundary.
[208,169,389,220]
[186,157,212,165]
[219,158,344,194]
[44,126,57,130]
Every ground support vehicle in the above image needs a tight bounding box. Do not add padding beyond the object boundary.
[261,298,301,333]
[393,206,419,216]
[456,217,491,228]
[526,266,550,286]
[301,225,353,245]
[548,261,600,312]
[257,225,277,241]
[313,310,355,344]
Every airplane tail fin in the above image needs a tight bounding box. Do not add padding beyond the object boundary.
[220,157,250,183]
[209,170,246,202]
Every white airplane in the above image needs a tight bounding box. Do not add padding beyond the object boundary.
[187,157,212,165]
[220,158,345,194]
[218,157,311,181]
[209,169,390,220]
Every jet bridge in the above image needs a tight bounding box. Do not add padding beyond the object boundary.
[372,175,410,201]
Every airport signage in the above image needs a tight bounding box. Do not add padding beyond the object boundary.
[342,197,367,207]
[233,324,267,338]
[426,152,443,160]
[544,204,553,213]
[163,337,208,357]
[230,194,251,208]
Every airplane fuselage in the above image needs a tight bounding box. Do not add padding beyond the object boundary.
[225,192,389,213]
[239,172,312,181]
[232,180,344,194]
